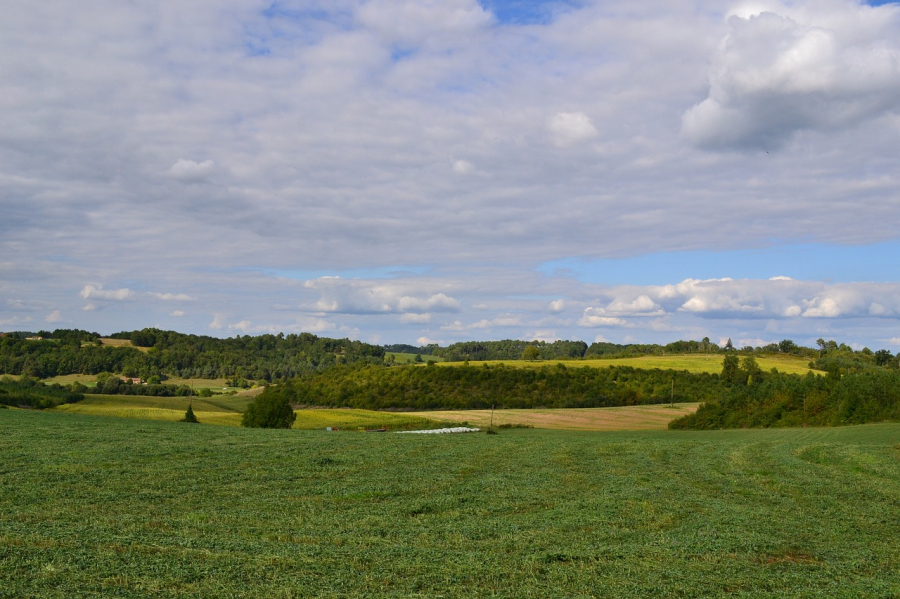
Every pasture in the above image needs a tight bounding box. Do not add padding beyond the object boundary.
[439,354,816,375]
[1,411,898,596]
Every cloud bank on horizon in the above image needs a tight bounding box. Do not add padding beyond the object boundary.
[2,0,900,350]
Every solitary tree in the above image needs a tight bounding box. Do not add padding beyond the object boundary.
[522,345,540,361]
[180,402,199,424]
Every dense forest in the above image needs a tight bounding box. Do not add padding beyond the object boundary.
[257,362,724,410]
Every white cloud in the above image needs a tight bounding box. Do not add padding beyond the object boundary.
[397,293,460,313]
[305,278,461,315]
[168,159,215,182]
[230,320,253,332]
[357,0,492,49]
[80,285,134,301]
[452,160,474,175]
[209,314,226,330]
[0,316,33,327]
[171,310,185,317]
[801,297,841,318]
[579,309,630,328]
[527,330,559,343]
[683,2,900,150]
[45,310,62,323]
[82,304,98,312]
[547,112,598,147]
[150,292,194,301]
[400,312,431,323]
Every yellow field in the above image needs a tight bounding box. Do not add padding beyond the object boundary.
[50,396,442,430]
[437,354,816,375]
[409,403,701,431]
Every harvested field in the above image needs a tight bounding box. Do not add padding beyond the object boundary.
[410,402,701,431]
[97,337,150,353]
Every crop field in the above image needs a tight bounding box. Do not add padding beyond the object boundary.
[439,354,817,375]
[412,402,701,431]
[51,395,440,431]
[1,410,898,597]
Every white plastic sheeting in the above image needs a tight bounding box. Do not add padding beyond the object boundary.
[396,427,480,434]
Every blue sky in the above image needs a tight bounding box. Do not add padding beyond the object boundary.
[2,0,900,351]
[540,241,900,286]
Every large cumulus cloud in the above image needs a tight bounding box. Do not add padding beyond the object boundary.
[683,1,900,150]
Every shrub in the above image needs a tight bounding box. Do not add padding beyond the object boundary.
[241,391,296,429]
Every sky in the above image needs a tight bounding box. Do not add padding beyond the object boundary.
[2,0,900,351]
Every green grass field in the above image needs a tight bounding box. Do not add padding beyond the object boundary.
[2,410,898,597]
[439,354,817,375]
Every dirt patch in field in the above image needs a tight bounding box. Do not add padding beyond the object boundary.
[409,403,701,431]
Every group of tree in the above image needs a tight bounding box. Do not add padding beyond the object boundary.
[670,355,900,429]
[0,376,84,409]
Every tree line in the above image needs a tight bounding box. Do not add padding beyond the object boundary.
[0,329,384,381]
[257,362,725,411]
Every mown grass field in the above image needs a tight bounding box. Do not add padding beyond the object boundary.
[439,354,817,375]
[412,402,701,431]
[51,395,441,431]
[1,410,898,597]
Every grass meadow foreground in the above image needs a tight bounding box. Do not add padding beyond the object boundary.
[2,411,899,597]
